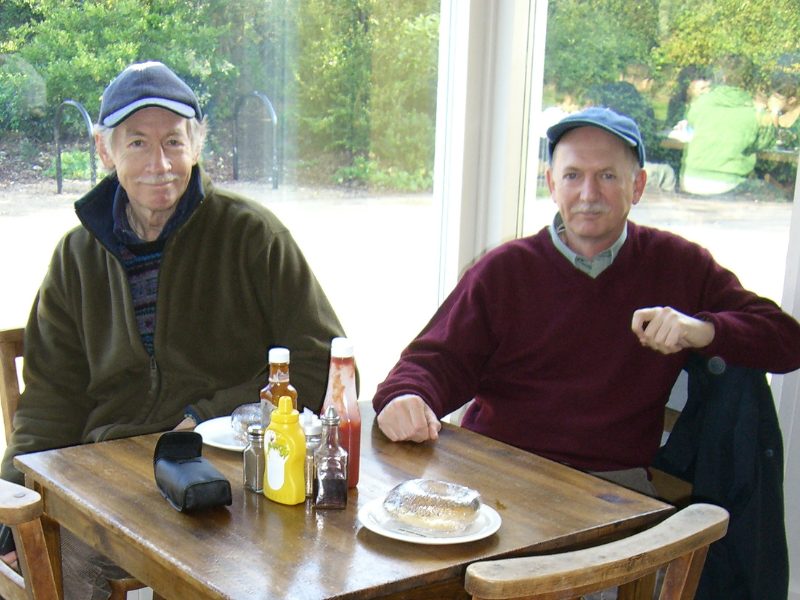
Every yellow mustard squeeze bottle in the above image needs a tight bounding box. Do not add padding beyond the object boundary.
[264,395,306,505]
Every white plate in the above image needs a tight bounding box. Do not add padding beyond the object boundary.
[195,416,246,452]
[358,497,501,545]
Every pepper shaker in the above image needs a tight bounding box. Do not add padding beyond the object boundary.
[300,409,322,498]
[243,424,266,493]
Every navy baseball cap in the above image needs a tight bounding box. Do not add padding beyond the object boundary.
[98,61,202,127]
[546,106,646,167]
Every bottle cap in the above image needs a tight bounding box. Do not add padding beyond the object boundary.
[269,347,290,364]
[269,395,299,424]
[300,408,322,436]
[321,405,341,425]
[247,424,265,438]
[330,337,354,358]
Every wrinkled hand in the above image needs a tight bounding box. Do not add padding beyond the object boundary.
[376,394,442,443]
[631,306,715,354]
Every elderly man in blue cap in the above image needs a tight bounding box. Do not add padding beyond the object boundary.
[372,106,800,494]
[1,61,347,597]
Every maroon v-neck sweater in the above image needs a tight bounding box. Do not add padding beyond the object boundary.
[373,222,800,471]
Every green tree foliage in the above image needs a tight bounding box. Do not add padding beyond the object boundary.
[0,54,47,133]
[3,0,231,138]
[656,0,800,89]
[18,0,231,122]
[1,0,440,190]
[545,0,660,98]
[201,0,286,120]
[368,2,438,186]
[290,0,438,188]
[0,0,35,44]
[4,0,800,191]
[293,0,372,164]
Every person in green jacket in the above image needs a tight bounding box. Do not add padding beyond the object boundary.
[1,60,348,598]
[680,55,779,199]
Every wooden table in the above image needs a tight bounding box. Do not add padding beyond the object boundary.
[16,404,671,600]
[660,136,800,164]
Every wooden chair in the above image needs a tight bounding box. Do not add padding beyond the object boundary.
[0,328,24,445]
[464,503,729,600]
[0,477,59,600]
[0,327,148,600]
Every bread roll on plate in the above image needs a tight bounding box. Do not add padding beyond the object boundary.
[382,479,481,534]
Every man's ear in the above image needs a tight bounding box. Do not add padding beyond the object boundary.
[632,168,647,204]
[94,132,116,170]
[545,167,556,197]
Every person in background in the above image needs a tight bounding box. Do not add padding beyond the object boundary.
[760,55,800,198]
[0,60,347,598]
[372,106,800,497]
[664,63,713,184]
[585,64,676,193]
[769,77,800,149]
[767,54,800,151]
[680,54,780,198]
[666,64,712,130]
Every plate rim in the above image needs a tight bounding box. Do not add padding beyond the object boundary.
[357,496,501,545]
[195,416,246,452]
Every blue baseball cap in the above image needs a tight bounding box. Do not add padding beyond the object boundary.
[546,106,646,167]
[98,61,202,127]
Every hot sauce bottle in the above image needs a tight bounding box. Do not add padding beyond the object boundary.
[321,337,360,488]
[260,347,298,425]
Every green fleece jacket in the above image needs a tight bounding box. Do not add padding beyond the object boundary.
[682,85,775,186]
[2,170,346,484]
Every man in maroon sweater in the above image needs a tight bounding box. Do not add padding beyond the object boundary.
[371,107,800,493]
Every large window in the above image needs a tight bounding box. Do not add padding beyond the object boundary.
[525,0,799,305]
[0,0,442,404]
[434,4,799,594]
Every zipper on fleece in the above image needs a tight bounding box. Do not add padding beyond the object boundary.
[149,355,161,398]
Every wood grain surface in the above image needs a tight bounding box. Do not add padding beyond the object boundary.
[16,403,671,600]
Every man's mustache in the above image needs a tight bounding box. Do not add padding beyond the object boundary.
[570,203,609,215]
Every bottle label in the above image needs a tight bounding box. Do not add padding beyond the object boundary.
[266,430,289,490]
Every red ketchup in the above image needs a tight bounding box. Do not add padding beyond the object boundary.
[321,337,360,488]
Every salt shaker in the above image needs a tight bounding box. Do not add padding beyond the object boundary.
[243,424,266,493]
[300,409,322,498]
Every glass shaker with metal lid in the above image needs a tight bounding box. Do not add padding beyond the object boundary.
[243,424,266,493]
[314,406,348,509]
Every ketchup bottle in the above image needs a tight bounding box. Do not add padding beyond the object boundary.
[321,337,360,488]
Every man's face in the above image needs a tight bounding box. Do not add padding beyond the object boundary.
[97,107,198,214]
[546,126,646,257]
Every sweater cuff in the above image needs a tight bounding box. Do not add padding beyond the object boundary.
[183,405,203,426]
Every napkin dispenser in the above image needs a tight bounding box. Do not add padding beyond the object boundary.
[153,431,232,512]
